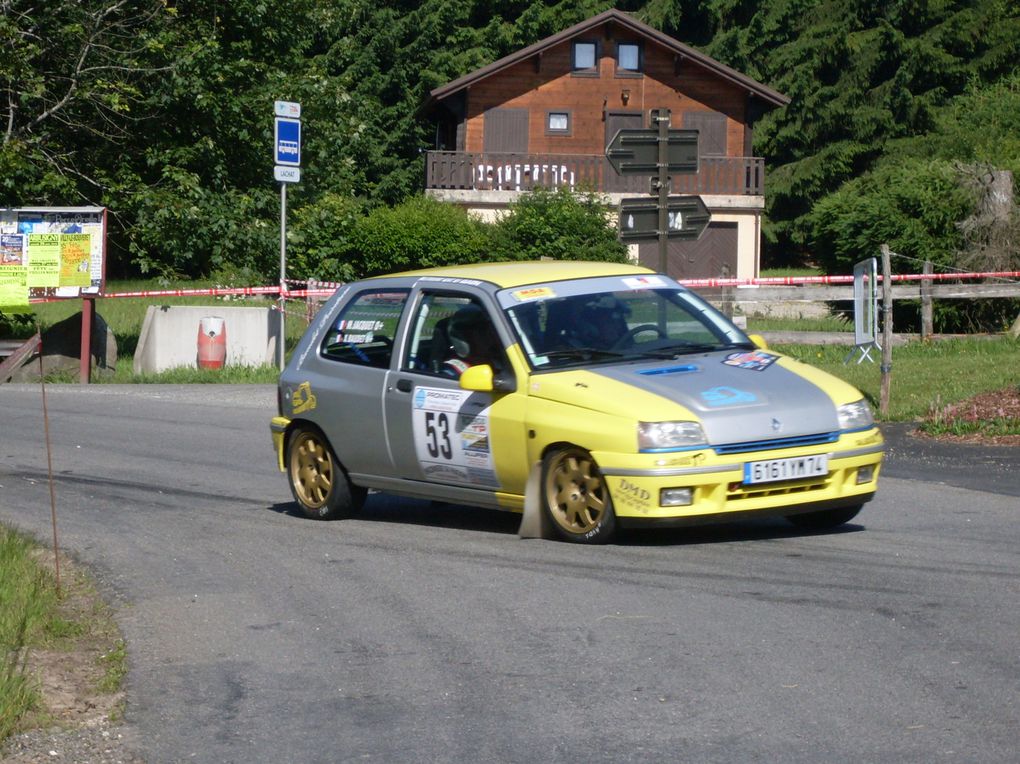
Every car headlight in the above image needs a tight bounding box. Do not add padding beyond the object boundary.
[837,399,874,431]
[638,421,707,451]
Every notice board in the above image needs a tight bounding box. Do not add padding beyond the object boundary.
[0,207,107,311]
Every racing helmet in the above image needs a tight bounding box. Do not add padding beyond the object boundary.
[447,305,489,358]
[576,295,630,344]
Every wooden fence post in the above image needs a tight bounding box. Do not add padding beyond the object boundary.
[879,245,893,415]
[720,263,733,319]
[920,260,933,339]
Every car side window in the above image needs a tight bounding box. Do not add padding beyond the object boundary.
[320,289,408,368]
[403,293,504,377]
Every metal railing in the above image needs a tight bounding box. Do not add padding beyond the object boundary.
[425,151,765,196]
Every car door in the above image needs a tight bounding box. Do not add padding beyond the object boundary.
[307,287,409,479]
[383,288,529,498]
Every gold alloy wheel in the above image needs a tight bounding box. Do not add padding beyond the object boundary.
[543,448,610,536]
[289,429,334,510]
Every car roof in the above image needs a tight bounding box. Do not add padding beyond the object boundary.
[380,261,656,289]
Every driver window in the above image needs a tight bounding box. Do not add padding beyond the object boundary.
[404,293,505,378]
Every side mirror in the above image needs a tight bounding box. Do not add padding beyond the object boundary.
[748,333,768,350]
[460,364,516,393]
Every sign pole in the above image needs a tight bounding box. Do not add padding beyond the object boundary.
[654,109,671,275]
[279,182,287,370]
[273,99,301,371]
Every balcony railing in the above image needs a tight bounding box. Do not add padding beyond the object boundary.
[425,151,765,196]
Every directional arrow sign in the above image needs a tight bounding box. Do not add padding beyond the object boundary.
[606,128,699,176]
[618,195,711,242]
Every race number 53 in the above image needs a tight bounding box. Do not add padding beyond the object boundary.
[424,411,453,459]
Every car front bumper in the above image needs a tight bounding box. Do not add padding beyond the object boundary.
[595,427,884,526]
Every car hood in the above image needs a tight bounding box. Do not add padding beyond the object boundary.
[530,352,841,446]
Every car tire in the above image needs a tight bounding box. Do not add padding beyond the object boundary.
[785,504,862,530]
[287,426,365,520]
[542,446,617,544]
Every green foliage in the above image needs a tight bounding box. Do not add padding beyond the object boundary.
[3,0,1018,290]
[351,195,492,276]
[490,187,628,263]
[287,193,366,283]
[809,158,972,275]
[0,528,55,741]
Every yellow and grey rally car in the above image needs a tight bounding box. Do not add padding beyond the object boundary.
[271,261,883,544]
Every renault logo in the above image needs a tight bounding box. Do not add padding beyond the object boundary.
[771,417,783,433]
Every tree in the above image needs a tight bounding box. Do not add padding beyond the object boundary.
[0,0,174,202]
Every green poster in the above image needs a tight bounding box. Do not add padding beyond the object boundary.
[27,233,60,287]
[60,233,92,287]
[0,265,29,310]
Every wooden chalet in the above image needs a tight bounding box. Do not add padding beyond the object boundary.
[423,8,790,280]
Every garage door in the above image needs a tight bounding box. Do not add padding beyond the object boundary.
[638,222,738,280]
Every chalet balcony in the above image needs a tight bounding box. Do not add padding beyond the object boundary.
[425,151,765,197]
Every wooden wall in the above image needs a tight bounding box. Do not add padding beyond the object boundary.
[462,30,749,157]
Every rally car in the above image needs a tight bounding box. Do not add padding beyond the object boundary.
[271,261,883,543]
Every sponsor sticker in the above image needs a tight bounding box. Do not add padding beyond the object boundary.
[722,350,779,372]
[511,286,556,302]
[622,275,668,289]
[700,386,758,407]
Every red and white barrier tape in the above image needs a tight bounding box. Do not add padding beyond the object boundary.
[22,269,1020,304]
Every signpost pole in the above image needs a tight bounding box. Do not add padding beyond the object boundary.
[273,100,301,372]
[278,182,287,371]
[654,109,671,275]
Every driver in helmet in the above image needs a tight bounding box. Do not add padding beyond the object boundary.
[442,305,501,377]
[573,295,630,348]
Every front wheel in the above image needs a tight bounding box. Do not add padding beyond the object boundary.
[542,447,617,544]
[287,426,365,520]
[785,504,862,530]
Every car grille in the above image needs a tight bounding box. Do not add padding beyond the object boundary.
[713,432,838,455]
[727,475,832,501]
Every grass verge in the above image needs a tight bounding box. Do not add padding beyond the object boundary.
[0,526,127,746]
[774,336,1020,422]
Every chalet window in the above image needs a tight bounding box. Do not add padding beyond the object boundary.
[572,41,598,73]
[617,42,642,74]
[546,111,571,135]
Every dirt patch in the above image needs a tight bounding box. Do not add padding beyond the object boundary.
[917,385,1020,446]
[1,551,142,764]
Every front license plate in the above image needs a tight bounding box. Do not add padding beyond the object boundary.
[744,454,829,485]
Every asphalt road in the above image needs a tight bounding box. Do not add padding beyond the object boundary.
[1,384,1018,763]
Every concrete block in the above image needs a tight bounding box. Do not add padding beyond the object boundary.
[134,305,280,374]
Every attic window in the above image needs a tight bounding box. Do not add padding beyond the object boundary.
[572,41,598,73]
[546,111,571,135]
[617,42,642,74]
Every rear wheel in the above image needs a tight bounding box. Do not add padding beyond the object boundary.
[786,504,862,530]
[542,447,617,544]
[287,426,365,520]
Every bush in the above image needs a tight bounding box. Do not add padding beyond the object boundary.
[287,192,366,283]
[490,187,628,263]
[350,195,491,276]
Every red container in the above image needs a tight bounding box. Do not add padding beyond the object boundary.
[197,316,227,369]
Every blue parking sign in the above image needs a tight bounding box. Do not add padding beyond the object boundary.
[275,117,301,166]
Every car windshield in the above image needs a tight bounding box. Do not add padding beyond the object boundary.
[501,277,753,370]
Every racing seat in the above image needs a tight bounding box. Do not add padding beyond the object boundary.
[429,316,455,373]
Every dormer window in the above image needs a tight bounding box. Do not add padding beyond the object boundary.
[572,41,598,73]
[617,42,642,74]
